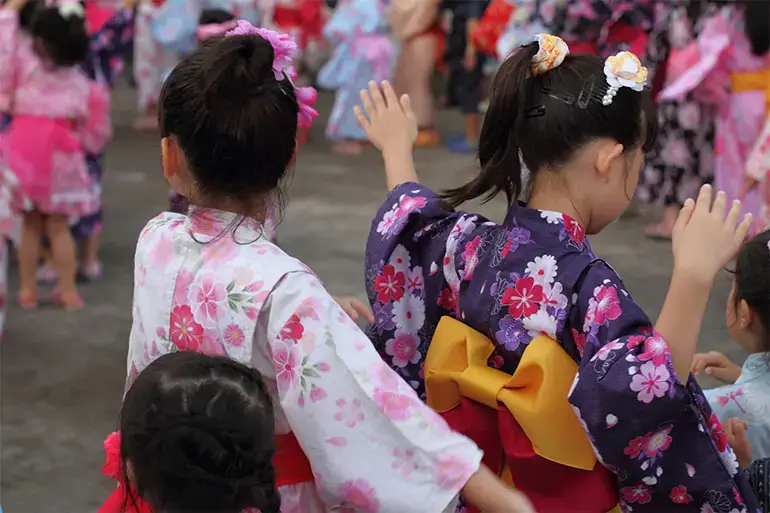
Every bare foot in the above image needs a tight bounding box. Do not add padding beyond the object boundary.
[331,141,365,155]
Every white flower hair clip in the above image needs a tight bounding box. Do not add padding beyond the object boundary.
[602,51,648,106]
[531,34,569,76]
[57,1,85,20]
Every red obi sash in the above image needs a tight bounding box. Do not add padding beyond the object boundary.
[97,431,313,513]
[569,22,648,59]
[471,0,515,57]
[426,317,620,513]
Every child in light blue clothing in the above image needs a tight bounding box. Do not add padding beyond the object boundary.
[693,230,770,464]
[317,0,393,155]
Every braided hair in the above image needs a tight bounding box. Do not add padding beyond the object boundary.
[119,352,280,513]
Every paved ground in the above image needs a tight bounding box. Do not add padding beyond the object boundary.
[0,88,745,512]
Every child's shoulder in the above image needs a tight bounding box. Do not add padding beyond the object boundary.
[138,211,186,242]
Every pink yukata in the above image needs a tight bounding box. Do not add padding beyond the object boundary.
[660,5,770,228]
[127,207,483,512]
[0,8,112,217]
[745,118,770,232]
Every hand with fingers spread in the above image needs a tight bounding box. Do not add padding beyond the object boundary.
[691,351,742,384]
[354,81,420,189]
[672,185,753,285]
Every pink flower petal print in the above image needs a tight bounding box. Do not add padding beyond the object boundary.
[629,361,670,403]
[327,437,347,447]
[190,274,227,325]
[338,479,381,513]
[372,388,414,421]
[271,342,303,393]
[435,454,475,490]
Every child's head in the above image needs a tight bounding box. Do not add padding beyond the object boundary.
[197,9,237,41]
[159,28,299,221]
[120,351,280,513]
[29,1,89,67]
[727,231,770,355]
[443,35,657,235]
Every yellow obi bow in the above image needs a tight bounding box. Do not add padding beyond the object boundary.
[731,68,770,114]
[425,316,596,471]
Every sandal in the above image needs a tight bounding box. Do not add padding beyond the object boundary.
[50,288,84,311]
[17,291,38,309]
[414,129,441,148]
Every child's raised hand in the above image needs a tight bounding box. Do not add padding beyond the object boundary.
[333,296,375,324]
[724,417,752,468]
[354,81,418,155]
[671,185,752,284]
[691,351,742,384]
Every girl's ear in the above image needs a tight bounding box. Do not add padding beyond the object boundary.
[738,298,754,330]
[594,141,624,181]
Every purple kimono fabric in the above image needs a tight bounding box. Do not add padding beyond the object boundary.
[364,182,760,513]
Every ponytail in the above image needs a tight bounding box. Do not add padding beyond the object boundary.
[440,43,539,208]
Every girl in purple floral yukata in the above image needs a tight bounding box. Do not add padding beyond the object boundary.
[357,33,761,512]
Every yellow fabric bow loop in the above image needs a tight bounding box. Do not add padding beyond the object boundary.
[425,317,596,471]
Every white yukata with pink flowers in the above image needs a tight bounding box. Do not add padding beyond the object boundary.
[128,207,482,513]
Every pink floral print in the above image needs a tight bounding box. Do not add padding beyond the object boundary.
[129,207,483,513]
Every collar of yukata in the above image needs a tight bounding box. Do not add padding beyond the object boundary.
[507,203,587,244]
[185,206,266,240]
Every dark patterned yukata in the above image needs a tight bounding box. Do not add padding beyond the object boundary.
[365,182,760,512]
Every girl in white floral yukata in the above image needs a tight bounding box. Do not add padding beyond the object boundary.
[359,34,762,512]
[106,20,534,513]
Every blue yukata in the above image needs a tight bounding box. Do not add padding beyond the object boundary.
[705,353,770,464]
[317,0,393,142]
[364,182,761,512]
[72,7,134,241]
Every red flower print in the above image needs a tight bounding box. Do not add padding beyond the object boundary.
[670,485,692,504]
[223,324,246,347]
[374,265,406,303]
[437,288,456,311]
[490,354,505,369]
[624,434,648,459]
[571,329,587,357]
[642,425,673,458]
[621,483,652,504]
[590,285,622,326]
[626,334,646,350]
[501,277,543,318]
[708,412,729,452]
[280,314,305,342]
[169,305,203,350]
[563,215,585,244]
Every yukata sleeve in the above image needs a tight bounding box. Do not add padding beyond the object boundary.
[0,9,20,113]
[745,458,770,511]
[263,270,483,512]
[567,262,745,503]
[78,83,113,154]
[365,183,487,344]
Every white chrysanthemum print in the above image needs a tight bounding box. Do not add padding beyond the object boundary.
[391,295,426,333]
[525,254,558,285]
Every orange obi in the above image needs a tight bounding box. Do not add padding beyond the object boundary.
[730,68,770,114]
[426,317,620,513]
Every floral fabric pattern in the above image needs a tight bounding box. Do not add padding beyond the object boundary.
[128,206,482,512]
[365,182,761,512]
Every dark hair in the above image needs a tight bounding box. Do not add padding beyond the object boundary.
[120,351,280,513]
[199,8,236,25]
[732,230,770,353]
[15,0,42,32]
[30,4,89,67]
[739,1,770,56]
[441,43,658,208]
[159,34,298,218]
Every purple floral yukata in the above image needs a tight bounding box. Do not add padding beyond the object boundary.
[365,182,760,512]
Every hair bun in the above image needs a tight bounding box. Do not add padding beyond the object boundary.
[201,35,276,104]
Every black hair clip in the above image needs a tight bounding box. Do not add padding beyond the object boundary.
[525,105,547,118]
[540,75,599,110]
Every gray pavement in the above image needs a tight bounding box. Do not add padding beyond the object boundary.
[1,88,743,512]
